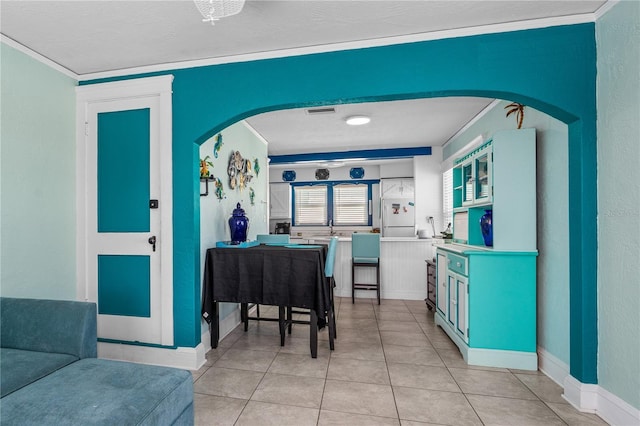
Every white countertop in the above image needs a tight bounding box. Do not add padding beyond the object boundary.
[435,242,538,255]
[296,235,433,243]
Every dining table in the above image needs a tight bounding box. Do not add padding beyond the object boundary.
[201,243,329,358]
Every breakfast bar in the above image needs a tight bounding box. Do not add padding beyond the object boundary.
[308,236,434,301]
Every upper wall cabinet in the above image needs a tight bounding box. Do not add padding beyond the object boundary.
[269,183,291,219]
[452,128,537,252]
[455,142,493,208]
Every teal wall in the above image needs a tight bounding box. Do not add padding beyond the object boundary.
[596,0,640,410]
[199,122,268,335]
[0,44,77,299]
[444,101,570,366]
[85,23,599,383]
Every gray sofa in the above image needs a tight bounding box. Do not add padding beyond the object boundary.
[0,297,194,425]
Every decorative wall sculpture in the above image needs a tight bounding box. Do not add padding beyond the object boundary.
[227,150,254,191]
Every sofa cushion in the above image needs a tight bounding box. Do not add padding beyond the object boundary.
[0,348,78,397]
[0,358,194,425]
[0,297,97,359]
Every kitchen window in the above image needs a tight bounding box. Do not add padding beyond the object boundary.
[443,168,453,228]
[293,185,327,225]
[292,181,375,226]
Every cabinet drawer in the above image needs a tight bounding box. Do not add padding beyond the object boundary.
[447,253,468,276]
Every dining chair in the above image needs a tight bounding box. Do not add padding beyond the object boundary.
[351,233,381,304]
[281,236,338,351]
[256,234,290,244]
[324,236,338,344]
[241,234,291,331]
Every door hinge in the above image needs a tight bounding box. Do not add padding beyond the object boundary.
[84,122,89,136]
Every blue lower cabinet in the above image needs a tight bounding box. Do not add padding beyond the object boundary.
[435,245,538,370]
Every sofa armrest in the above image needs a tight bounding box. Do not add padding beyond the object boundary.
[0,297,97,359]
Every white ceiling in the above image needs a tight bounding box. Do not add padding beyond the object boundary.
[247,97,495,156]
[0,1,607,161]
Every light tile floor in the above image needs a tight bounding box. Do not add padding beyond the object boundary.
[192,297,608,426]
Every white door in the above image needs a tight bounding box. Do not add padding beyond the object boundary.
[76,76,173,346]
[456,276,468,342]
[436,252,448,315]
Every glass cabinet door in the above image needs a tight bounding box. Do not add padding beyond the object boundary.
[462,162,473,205]
[474,152,491,204]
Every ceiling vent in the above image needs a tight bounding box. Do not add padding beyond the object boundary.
[306,107,336,115]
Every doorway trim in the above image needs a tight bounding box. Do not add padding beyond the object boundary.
[75,75,175,347]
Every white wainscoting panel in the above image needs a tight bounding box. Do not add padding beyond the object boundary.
[332,239,431,300]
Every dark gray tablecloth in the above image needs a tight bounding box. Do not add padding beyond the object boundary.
[201,245,328,326]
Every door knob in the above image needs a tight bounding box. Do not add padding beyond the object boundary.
[148,236,157,252]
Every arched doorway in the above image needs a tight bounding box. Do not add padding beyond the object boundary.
[158,22,598,386]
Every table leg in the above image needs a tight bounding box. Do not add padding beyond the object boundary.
[278,306,286,347]
[211,301,219,349]
[241,303,248,332]
[328,306,335,351]
[310,309,318,358]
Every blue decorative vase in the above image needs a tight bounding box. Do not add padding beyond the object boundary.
[229,202,249,243]
[479,209,493,247]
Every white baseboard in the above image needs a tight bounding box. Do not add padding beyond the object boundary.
[467,347,538,371]
[563,374,600,413]
[98,342,206,371]
[335,288,427,300]
[563,375,640,425]
[537,345,569,387]
[538,347,639,425]
[97,307,245,371]
[200,305,242,352]
[596,385,640,426]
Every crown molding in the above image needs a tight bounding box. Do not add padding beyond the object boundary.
[78,12,601,81]
[442,99,502,149]
[594,0,619,20]
[1,34,78,80]
[3,5,612,83]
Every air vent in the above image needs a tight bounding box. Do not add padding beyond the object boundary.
[306,107,336,115]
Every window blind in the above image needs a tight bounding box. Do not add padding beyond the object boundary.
[443,168,453,228]
[333,184,368,225]
[294,185,327,225]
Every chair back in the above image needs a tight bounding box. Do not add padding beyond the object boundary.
[351,233,380,260]
[256,234,290,244]
[324,236,339,278]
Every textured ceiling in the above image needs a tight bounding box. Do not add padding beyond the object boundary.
[0,1,607,159]
[1,1,607,75]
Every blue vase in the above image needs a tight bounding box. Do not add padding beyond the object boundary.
[229,202,249,243]
[480,209,493,247]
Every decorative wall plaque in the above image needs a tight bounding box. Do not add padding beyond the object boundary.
[315,168,330,180]
[349,167,365,179]
[282,170,296,182]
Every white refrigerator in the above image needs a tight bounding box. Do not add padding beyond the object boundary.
[381,197,415,237]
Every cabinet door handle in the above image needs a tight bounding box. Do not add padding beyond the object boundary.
[456,262,462,267]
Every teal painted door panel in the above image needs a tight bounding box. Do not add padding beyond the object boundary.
[97,108,151,233]
[98,255,151,317]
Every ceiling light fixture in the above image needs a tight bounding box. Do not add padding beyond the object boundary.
[345,115,371,126]
[193,0,245,25]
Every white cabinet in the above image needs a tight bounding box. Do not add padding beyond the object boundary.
[380,178,414,199]
[448,273,468,342]
[269,183,291,219]
[438,251,469,343]
[436,252,448,314]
